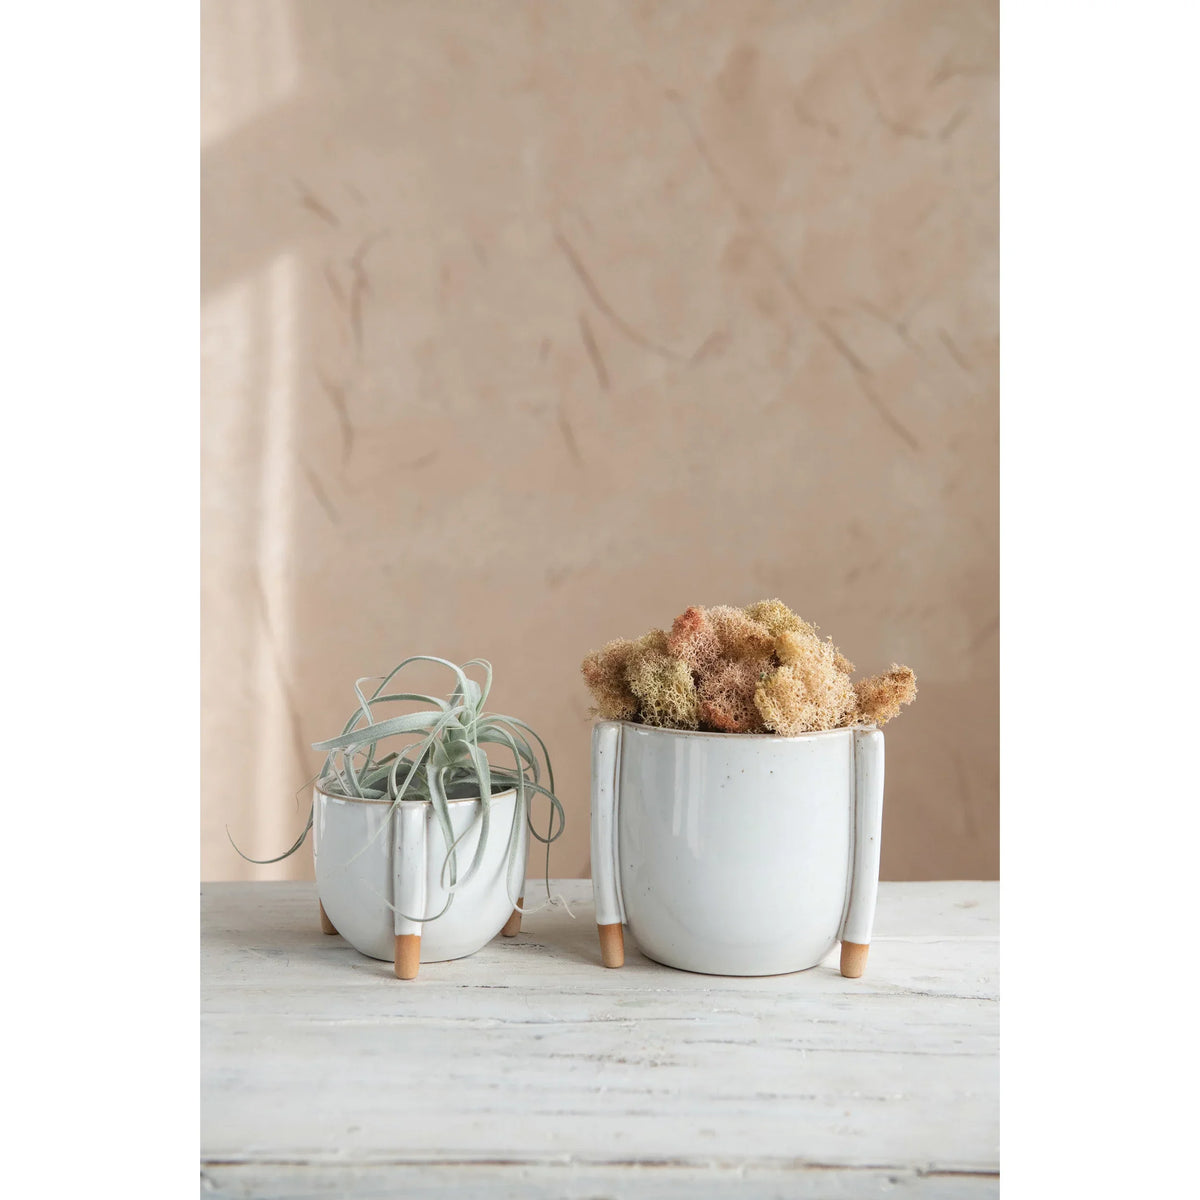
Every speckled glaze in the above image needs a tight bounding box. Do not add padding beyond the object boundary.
[314,786,527,963]
[591,721,884,976]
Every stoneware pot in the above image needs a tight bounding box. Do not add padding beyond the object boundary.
[314,784,528,979]
[589,721,884,978]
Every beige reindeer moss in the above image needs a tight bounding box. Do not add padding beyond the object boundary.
[581,599,917,735]
[580,638,639,721]
[707,605,776,661]
[627,651,700,730]
[852,665,918,725]
[744,598,813,639]
[755,631,857,734]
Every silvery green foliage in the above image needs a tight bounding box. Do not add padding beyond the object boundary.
[241,658,564,907]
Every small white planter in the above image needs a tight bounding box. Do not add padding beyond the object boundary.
[314,784,528,979]
[589,721,884,978]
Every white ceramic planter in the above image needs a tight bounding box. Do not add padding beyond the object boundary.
[314,784,528,978]
[590,721,884,978]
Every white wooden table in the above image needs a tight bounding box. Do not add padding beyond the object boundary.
[201,880,998,1198]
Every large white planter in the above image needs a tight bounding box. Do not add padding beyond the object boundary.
[589,721,884,978]
[314,784,528,978]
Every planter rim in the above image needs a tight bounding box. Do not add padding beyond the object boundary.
[313,782,519,808]
[607,720,878,742]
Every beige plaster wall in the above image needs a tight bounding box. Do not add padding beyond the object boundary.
[202,0,998,882]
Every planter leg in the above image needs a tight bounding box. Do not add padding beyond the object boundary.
[319,901,338,936]
[591,722,626,971]
[839,729,884,982]
[393,802,427,981]
[840,941,869,979]
[598,922,624,968]
[501,897,523,938]
[394,934,421,980]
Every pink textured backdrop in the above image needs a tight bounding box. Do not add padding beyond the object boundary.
[202,0,998,880]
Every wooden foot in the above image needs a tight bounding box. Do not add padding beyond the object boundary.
[319,901,337,936]
[598,922,625,969]
[501,898,523,937]
[840,941,869,979]
[394,934,421,979]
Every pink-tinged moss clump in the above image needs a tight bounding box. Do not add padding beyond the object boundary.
[581,599,917,735]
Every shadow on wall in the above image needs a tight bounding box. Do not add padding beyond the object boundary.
[201,0,999,882]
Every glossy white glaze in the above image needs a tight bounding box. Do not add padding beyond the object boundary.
[314,786,527,963]
[844,727,884,947]
[591,722,885,976]
[589,721,625,928]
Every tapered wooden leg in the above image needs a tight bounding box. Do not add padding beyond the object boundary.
[395,934,421,980]
[319,901,337,936]
[501,898,523,937]
[598,922,624,968]
[840,941,869,979]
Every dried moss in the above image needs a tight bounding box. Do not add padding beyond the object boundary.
[755,641,856,736]
[580,600,917,734]
[744,598,814,639]
[755,667,818,735]
[774,627,819,666]
[627,651,700,729]
[708,605,775,660]
[667,605,721,673]
[580,638,639,721]
[632,627,670,658]
[852,665,918,725]
[698,657,771,733]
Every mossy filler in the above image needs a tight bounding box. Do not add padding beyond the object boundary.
[582,601,916,979]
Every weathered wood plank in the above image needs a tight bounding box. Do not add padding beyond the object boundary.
[201,1162,999,1199]
[202,880,998,1196]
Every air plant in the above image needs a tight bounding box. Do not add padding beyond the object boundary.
[236,656,565,912]
[582,600,917,736]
